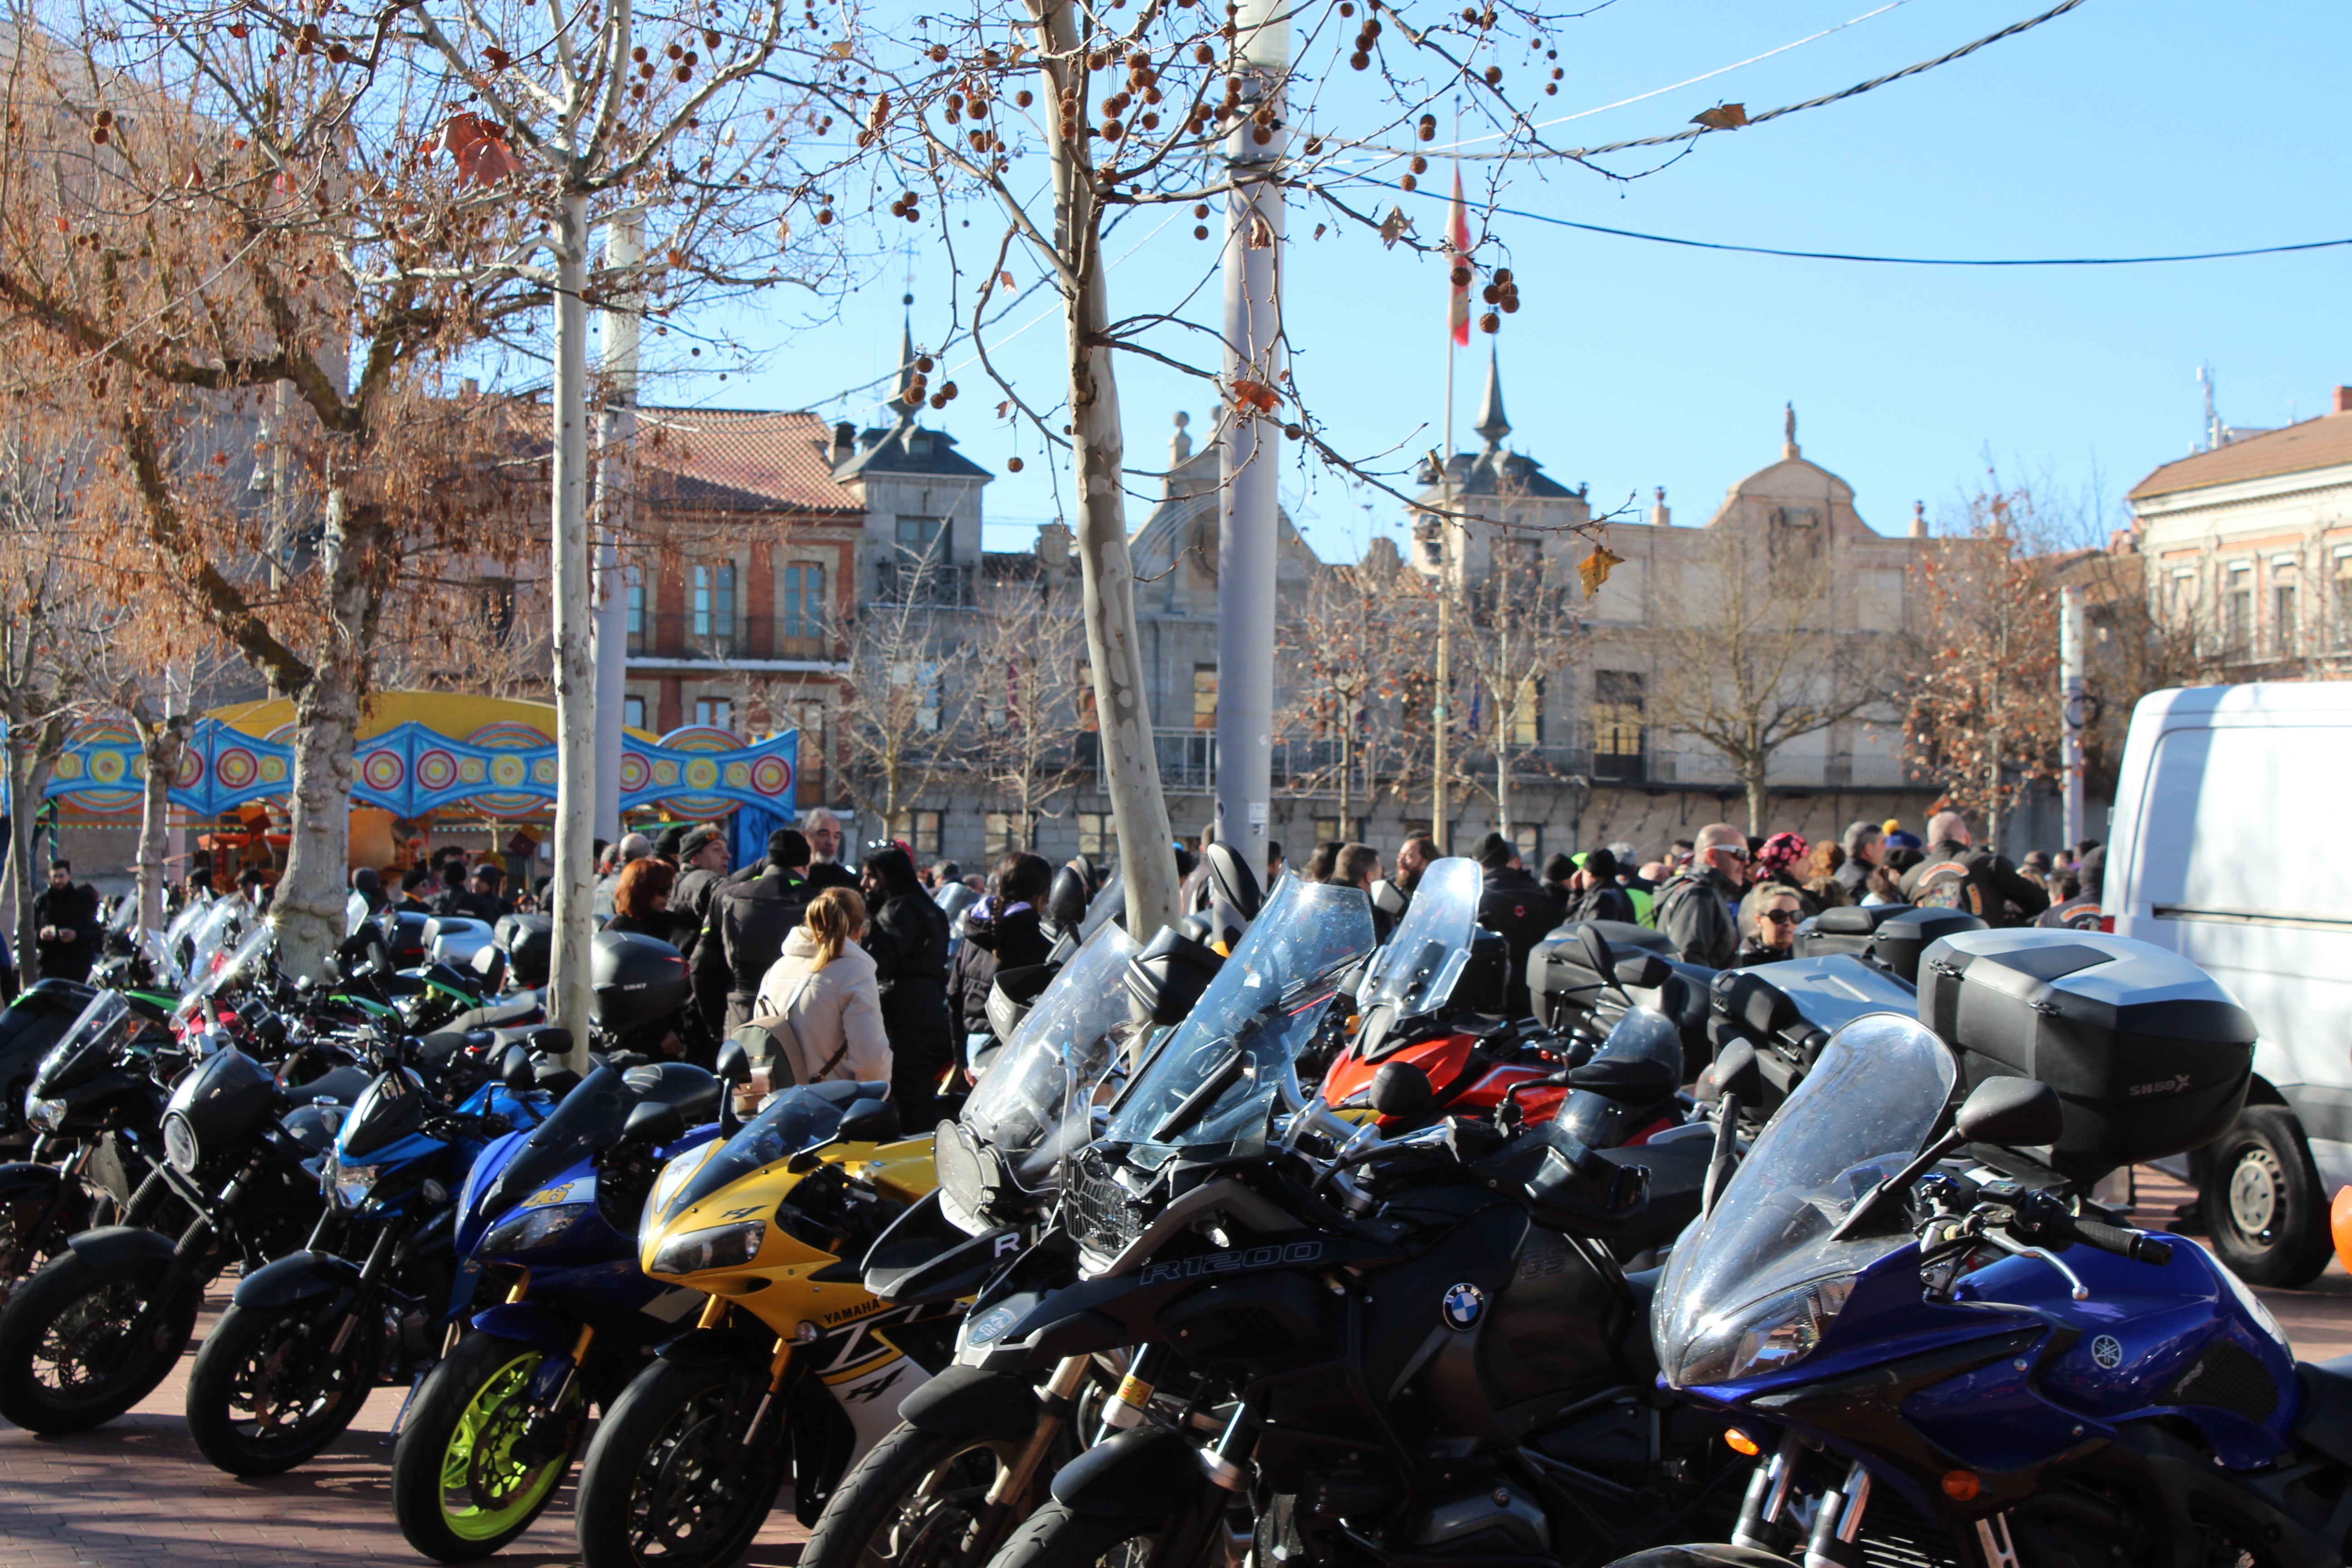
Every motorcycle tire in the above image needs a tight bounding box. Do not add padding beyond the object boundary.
[0,1250,201,1433]
[184,1297,383,1476]
[988,1501,1172,1568]
[2202,1104,2333,1288]
[0,1182,93,1310]
[801,1421,1028,1568]
[574,1355,790,1568]
[392,1330,588,1561]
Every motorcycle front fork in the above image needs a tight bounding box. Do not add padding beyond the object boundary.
[1733,1435,2019,1568]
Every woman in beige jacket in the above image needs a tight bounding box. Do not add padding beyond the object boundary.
[745,886,893,1098]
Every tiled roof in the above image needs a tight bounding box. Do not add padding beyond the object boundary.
[635,407,862,514]
[2127,413,2352,502]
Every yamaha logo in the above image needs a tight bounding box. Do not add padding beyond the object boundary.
[2091,1334,2124,1370]
[1441,1282,1485,1331]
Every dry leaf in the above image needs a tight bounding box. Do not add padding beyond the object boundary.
[1378,205,1410,248]
[1000,270,1014,289]
[1245,212,1274,249]
[828,38,853,57]
[1578,546,1625,595]
[1313,222,1327,240]
[1690,102,1747,131]
[1230,379,1280,414]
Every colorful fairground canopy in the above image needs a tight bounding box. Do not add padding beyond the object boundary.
[43,692,799,824]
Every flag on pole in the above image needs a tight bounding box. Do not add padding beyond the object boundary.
[1447,167,1471,347]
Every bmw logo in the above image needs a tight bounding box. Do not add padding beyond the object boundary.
[1441,1282,1485,1331]
[2091,1334,2124,1370]
[967,1306,1021,1345]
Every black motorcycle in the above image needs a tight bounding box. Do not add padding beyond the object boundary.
[0,1039,336,1432]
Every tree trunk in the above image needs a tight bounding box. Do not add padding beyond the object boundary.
[3,711,51,986]
[135,715,186,939]
[277,661,358,978]
[1744,763,1768,838]
[548,188,596,1071]
[1034,5,1177,946]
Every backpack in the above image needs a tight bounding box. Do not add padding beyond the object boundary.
[735,968,852,1089]
[1909,858,1985,916]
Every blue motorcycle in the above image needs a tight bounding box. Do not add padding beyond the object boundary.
[181,1028,549,1475]
[391,1053,725,1560]
[1616,929,2351,1568]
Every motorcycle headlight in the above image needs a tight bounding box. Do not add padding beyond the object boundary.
[481,1203,590,1257]
[647,1143,715,1222]
[163,1111,201,1173]
[649,1220,766,1279]
[1666,1274,1857,1389]
[26,1095,66,1132]
[329,1158,382,1210]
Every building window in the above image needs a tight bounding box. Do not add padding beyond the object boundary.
[2273,564,2298,658]
[480,578,516,648]
[1192,665,1217,731]
[693,563,736,646]
[908,809,943,858]
[1514,824,1542,866]
[1592,670,1643,780]
[1312,817,1340,846]
[624,564,645,641]
[897,515,946,562]
[781,564,824,640]
[694,696,734,732]
[1077,811,1111,859]
[986,811,1031,857]
[1509,675,1542,748]
[2335,553,2352,647]
[2169,568,2197,631]
[623,696,647,732]
[2225,566,2253,655]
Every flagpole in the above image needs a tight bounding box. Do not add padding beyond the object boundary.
[1432,145,1464,858]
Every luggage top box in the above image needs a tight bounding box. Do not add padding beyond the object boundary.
[1916,928,2255,1176]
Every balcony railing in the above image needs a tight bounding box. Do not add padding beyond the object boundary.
[873,559,976,608]
[627,613,833,662]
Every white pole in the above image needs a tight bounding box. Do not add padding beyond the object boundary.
[594,218,641,843]
[2060,584,2085,854]
[1213,0,1286,858]
[549,189,596,1069]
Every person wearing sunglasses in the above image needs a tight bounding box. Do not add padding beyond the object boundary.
[1655,821,1749,968]
[1736,887,1805,967]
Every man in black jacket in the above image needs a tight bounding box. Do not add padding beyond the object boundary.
[1655,823,1747,969]
[949,853,1054,1044]
[696,830,812,1031]
[1471,833,1555,1019]
[860,844,954,1125]
[667,824,731,962]
[33,859,99,983]
[1570,848,1638,925]
[1833,821,1882,899]
[1900,810,2049,926]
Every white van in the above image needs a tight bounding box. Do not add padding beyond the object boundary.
[2108,681,2352,1285]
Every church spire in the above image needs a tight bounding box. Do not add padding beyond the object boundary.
[1474,344,1510,448]
[887,294,919,421]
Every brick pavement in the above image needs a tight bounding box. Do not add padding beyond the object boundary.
[5,1168,2352,1566]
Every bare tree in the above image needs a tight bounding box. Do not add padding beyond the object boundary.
[1277,550,1425,832]
[970,573,1091,848]
[832,546,975,842]
[1446,534,1582,838]
[1648,529,1894,834]
[1906,482,2063,848]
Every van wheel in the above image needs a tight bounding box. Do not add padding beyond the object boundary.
[2203,1106,2333,1287]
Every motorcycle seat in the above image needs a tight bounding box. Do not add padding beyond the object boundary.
[2293,1357,2352,1467]
[289,1064,374,1106]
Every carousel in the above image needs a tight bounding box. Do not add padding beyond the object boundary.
[42,692,799,886]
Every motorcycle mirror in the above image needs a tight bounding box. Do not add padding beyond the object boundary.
[1576,924,1617,988]
[1204,843,1263,922]
[527,1025,573,1058]
[1707,1038,1762,1103]
[1612,953,1670,990]
[714,1037,752,1086]
[500,1044,534,1092]
[1044,866,1090,932]
[1369,1060,1437,1123]
[1955,1076,2063,1149]
[837,1098,901,1144]
[621,1100,687,1147]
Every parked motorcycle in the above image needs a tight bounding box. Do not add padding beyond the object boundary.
[1610,927,2300,1568]
[572,1068,952,1568]
[182,1028,549,1475]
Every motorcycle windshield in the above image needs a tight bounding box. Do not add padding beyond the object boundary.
[181,902,245,995]
[472,1064,637,1220]
[660,1086,848,1217]
[33,990,140,1095]
[961,921,1143,1193]
[1354,857,1481,1019]
[1103,878,1376,1165]
[1651,1014,1955,1388]
[197,926,274,1002]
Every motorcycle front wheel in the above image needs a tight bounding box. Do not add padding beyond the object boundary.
[801,1422,1028,1568]
[987,1501,1171,1568]
[0,1250,201,1432]
[392,1330,588,1561]
[184,1297,383,1475]
[574,1356,789,1568]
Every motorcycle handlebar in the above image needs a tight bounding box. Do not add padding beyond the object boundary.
[2019,1190,2173,1266]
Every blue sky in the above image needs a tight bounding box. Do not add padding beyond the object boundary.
[640,0,2352,563]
